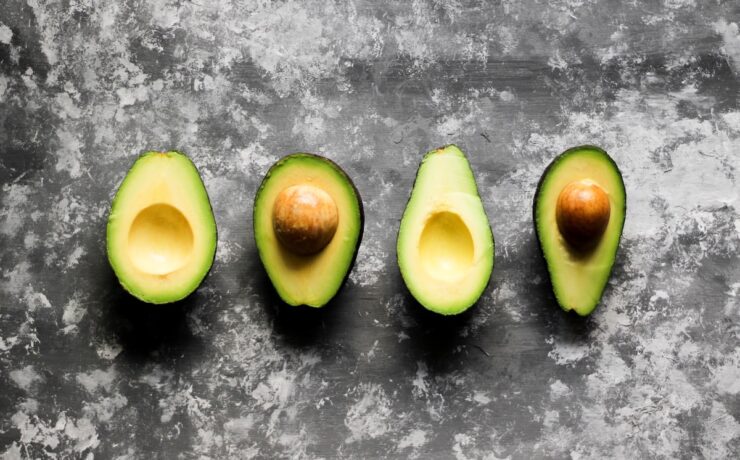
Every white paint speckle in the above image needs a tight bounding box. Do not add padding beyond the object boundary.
[83,393,128,423]
[349,240,386,287]
[10,366,42,391]
[24,288,52,312]
[549,380,571,399]
[397,429,428,450]
[76,367,117,395]
[344,383,393,443]
[0,75,8,101]
[546,337,591,365]
[250,368,295,410]
[54,92,81,119]
[65,246,86,270]
[0,184,31,237]
[159,385,211,425]
[547,49,570,70]
[115,86,148,107]
[23,233,38,249]
[95,338,122,361]
[714,20,740,74]
[499,90,515,102]
[712,350,740,396]
[0,23,13,45]
[149,1,180,29]
[1,442,22,459]
[55,129,83,178]
[411,361,429,398]
[224,416,255,442]
[62,293,87,334]
[364,339,380,362]
[63,415,100,452]
[725,282,740,316]
[472,391,491,406]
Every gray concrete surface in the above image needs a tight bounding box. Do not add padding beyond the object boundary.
[1,1,739,458]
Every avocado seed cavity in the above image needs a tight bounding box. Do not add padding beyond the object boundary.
[128,204,194,276]
[273,184,339,256]
[556,180,611,249]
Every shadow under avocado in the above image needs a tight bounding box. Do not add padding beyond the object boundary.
[250,249,342,348]
[100,266,202,360]
[394,272,477,374]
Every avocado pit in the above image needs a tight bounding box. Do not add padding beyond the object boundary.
[273,184,339,256]
[556,179,610,249]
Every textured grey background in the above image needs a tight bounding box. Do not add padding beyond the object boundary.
[1,1,740,458]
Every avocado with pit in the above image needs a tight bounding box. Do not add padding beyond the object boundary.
[397,145,494,315]
[534,145,626,316]
[253,153,364,307]
[107,151,217,304]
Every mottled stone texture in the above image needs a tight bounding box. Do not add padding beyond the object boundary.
[1,1,739,458]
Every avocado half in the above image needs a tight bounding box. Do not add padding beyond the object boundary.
[107,151,217,304]
[253,153,364,307]
[397,145,495,315]
[533,145,626,316]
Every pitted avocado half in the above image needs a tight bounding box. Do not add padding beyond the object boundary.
[534,145,626,315]
[253,153,364,307]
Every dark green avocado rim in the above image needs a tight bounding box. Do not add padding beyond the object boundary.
[395,144,496,316]
[106,150,218,305]
[532,144,627,316]
[252,152,365,308]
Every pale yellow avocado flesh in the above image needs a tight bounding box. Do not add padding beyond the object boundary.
[107,151,217,304]
[397,145,494,315]
[253,154,363,307]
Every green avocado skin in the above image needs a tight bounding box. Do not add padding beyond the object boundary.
[252,153,364,307]
[107,151,218,304]
[533,145,627,316]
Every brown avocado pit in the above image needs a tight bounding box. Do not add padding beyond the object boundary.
[272,184,339,256]
[556,179,611,249]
